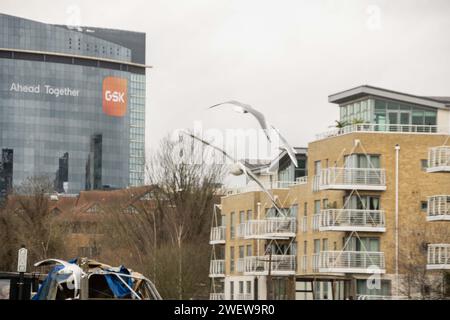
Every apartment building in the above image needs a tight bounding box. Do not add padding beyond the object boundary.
[209,85,450,300]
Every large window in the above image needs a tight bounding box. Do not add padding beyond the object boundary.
[340,99,374,124]
[344,154,380,168]
[345,195,380,210]
[373,99,437,127]
[357,279,391,297]
[340,98,437,129]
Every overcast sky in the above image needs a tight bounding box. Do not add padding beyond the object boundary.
[2,0,450,160]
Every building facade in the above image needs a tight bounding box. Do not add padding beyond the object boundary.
[209,86,450,300]
[0,14,147,195]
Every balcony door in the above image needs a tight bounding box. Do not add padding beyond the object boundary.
[388,110,411,132]
[346,237,380,252]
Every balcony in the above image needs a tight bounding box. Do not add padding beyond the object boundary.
[427,195,450,221]
[319,209,386,232]
[316,167,386,191]
[236,258,246,273]
[234,293,253,300]
[427,146,450,172]
[210,226,226,244]
[357,295,408,300]
[243,255,296,276]
[319,251,385,274]
[427,244,450,270]
[315,123,448,141]
[209,260,225,277]
[210,293,225,300]
[226,180,306,195]
[238,218,296,239]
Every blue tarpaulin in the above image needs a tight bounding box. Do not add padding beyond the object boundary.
[33,258,78,300]
[104,266,134,298]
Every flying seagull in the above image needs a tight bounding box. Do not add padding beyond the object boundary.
[209,100,271,142]
[268,125,298,172]
[209,100,298,169]
[180,130,285,216]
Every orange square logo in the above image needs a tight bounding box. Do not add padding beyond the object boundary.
[102,77,127,117]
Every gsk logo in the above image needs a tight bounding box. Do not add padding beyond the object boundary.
[102,77,127,117]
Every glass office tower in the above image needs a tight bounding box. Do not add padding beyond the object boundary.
[0,14,146,195]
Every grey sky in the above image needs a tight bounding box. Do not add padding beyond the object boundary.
[2,0,450,160]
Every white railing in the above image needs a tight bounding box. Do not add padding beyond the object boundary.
[312,214,321,231]
[226,179,307,195]
[319,209,386,232]
[357,295,409,300]
[301,216,308,233]
[236,258,246,273]
[428,146,450,172]
[210,226,226,244]
[427,244,450,269]
[209,259,225,277]
[316,124,447,141]
[317,167,386,190]
[296,176,308,184]
[240,218,296,239]
[210,293,225,300]
[301,255,308,272]
[427,195,450,221]
[319,251,385,273]
[237,223,246,238]
[243,255,296,275]
[234,293,253,300]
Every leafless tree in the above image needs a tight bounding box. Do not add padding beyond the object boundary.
[100,135,226,299]
[396,213,450,299]
[0,176,70,270]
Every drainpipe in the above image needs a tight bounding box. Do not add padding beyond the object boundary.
[394,144,400,296]
[257,201,261,300]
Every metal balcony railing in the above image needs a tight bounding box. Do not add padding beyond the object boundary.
[239,218,296,239]
[236,258,245,273]
[296,176,308,184]
[427,244,450,270]
[427,146,450,172]
[319,209,386,232]
[427,195,450,221]
[319,251,385,274]
[234,293,253,300]
[357,295,408,300]
[316,167,386,191]
[209,259,225,277]
[210,293,225,300]
[243,255,296,275]
[210,226,226,244]
[226,179,307,195]
[315,124,447,141]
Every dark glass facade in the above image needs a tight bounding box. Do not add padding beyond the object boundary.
[0,14,146,194]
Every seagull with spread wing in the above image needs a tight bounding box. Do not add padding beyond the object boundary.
[180,130,285,215]
[209,100,272,142]
[208,100,298,170]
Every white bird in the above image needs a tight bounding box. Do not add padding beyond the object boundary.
[209,100,298,169]
[181,130,285,216]
[268,125,298,172]
[209,100,272,142]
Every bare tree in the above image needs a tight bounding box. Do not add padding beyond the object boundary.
[100,135,226,299]
[0,176,70,270]
[396,213,450,299]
